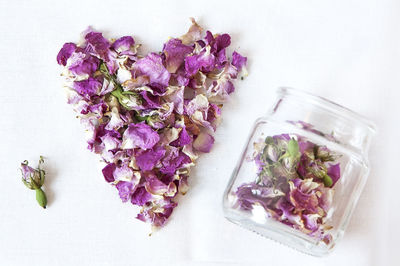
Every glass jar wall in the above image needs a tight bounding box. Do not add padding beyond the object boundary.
[223,87,376,256]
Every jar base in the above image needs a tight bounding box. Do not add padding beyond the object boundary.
[223,205,338,257]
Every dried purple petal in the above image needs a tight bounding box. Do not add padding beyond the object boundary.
[57,43,77,66]
[327,163,340,187]
[231,51,247,72]
[121,122,160,150]
[102,163,116,183]
[134,53,170,86]
[84,30,111,60]
[163,38,193,73]
[185,46,216,76]
[193,132,214,153]
[136,146,166,171]
[131,186,152,206]
[111,36,135,55]
[116,181,135,202]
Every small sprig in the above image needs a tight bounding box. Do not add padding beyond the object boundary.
[20,156,48,209]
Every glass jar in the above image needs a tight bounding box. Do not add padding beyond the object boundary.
[223,87,376,256]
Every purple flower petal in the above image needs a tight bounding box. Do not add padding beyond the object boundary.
[165,86,184,114]
[232,51,247,72]
[205,31,231,54]
[214,34,231,52]
[327,163,341,187]
[171,127,192,147]
[84,30,111,60]
[184,46,215,76]
[100,132,121,151]
[216,48,227,68]
[193,132,214,153]
[288,179,319,213]
[116,181,135,202]
[134,53,170,86]
[145,174,169,195]
[73,77,102,99]
[131,186,152,206]
[136,200,177,227]
[102,163,116,183]
[113,164,134,181]
[160,147,191,174]
[121,122,160,150]
[303,214,320,232]
[111,36,135,54]
[68,53,99,76]
[21,163,36,182]
[136,146,166,171]
[140,91,161,109]
[163,38,193,73]
[57,43,77,66]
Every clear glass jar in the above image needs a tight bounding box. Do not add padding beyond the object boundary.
[223,87,376,256]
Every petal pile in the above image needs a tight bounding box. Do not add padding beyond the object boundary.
[235,133,341,244]
[57,19,247,228]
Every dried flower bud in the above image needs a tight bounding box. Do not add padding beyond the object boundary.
[20,156,47,209]
[315,145,335,162]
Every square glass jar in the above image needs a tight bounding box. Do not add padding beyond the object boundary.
[223,88,376,256]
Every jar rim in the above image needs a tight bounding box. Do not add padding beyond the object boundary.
[278,87,377,134]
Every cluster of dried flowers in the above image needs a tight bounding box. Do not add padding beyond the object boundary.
[235,134,340,243]
[57,19,247,227]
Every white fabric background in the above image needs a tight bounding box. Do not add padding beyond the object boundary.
[0,0,399,265]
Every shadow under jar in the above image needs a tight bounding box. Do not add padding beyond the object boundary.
[223,87,376,256]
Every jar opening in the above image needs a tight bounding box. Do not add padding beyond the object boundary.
[271,87,376,155]
[278,87,377,134]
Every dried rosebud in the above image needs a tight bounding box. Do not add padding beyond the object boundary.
[20,156,47,209]
[263,143,279,162]
[21,158,44,189]
[315,145,335,162]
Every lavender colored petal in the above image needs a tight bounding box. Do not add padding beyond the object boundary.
[73,77,102,99]
[102,163,116,183]
[116,181,135,202]
[134,53,170,86]
[184,46,215,76]
[327,163,341,187]
[121,122,160,150]
[68,53,100,76]
[84,30,111,60]
[232,51,247,71]
[111,36,135,54]
[57,43,77,66]
[136,146,166,171]
[21,163,36,181]
[193,132,214,153]
[163,38,193,73]
[131,186,152,206]
[171,127,192,147]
